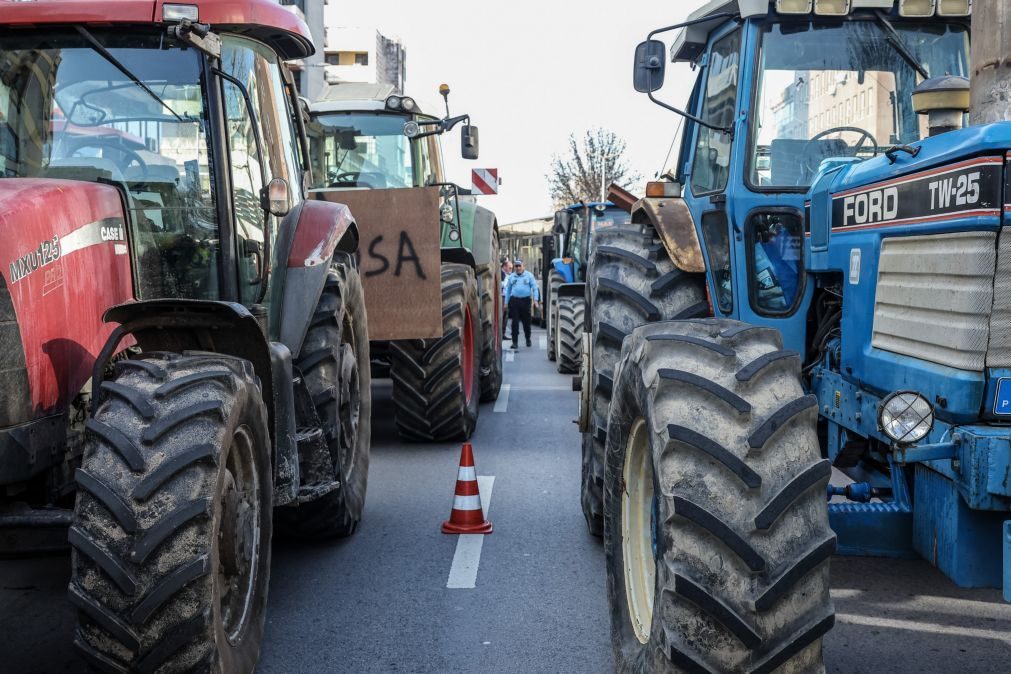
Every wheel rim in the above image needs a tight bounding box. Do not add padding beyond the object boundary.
[218,425,261,645]
[462,306,475,403]
[622,417,656,645]
[338,340,361,474]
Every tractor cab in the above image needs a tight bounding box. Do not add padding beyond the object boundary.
[552,202,630,285]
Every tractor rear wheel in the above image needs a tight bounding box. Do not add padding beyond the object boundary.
[546,269,564,361]
[556,295,584,374]
[605,320,834,672]
[581,226,707,537]
[70,352,272,673]
[478,264,503,402]
[276,254,372,538]
[391,263,481,441]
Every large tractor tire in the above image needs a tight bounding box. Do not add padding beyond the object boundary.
[70,352,272,673]
[556,294,584,374]
[477,265,503,402]
[546,269,564,362]
[605,320,835,673]
[391,263,481,441]
[276,254,371,538]
[581,226,707,537]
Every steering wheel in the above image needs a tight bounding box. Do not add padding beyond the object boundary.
[329,171,373,189]
[799,126,879,182]
[69,140,148,177]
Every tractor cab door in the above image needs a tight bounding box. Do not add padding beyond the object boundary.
[218,37,304,308]
[680,25,742,320]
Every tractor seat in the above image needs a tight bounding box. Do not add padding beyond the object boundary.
[770,138,849,186]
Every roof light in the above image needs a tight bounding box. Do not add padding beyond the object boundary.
[776,0,813,13]
[814,0,851,15]
[645,181,682,198]
[937,0,971,16]
[163,3,198,22]
[899,0,936,16]
[401,96,417,112]
[386,95,403,111]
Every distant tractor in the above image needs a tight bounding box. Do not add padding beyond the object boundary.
[579,1,1011,671]
[546,202,631,374]
[0,1,372,670]
[306,84,502,442]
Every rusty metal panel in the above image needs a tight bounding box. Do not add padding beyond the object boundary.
[633,197,706,273]
[312,187,443,340]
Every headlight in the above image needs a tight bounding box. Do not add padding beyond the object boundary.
[403,120,420,138]
[401,96,417,112]
[899,0,936,16]
[386,95,403,110]
[814,0,849,15]
[776,0,813,13]
[878,391,934,444]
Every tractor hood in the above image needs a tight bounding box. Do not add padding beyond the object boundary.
[0,179,133,422]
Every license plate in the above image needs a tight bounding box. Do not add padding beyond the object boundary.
[994,378,1011,415]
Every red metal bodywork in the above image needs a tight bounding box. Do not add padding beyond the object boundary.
[0,179,133,415]
[286,201,356,269]
[0,0,313,58]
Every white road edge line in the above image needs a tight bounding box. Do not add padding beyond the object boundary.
[493,384,511,413]
[539,335,547,350]
[446,475,495,589]
[505,350,515,363]
[835,613,1011,644]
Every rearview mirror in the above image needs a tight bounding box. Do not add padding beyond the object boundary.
[633,40,666,93]
[337,130,357,150]
[552,210,570,235]
[462,124,479,160]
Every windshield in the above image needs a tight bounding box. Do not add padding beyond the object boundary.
[749,20,969,189]
[590,206,631,231]
[307,112,415,189]
[0,29,217,297]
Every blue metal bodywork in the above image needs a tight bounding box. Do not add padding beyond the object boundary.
[662,9,1011,595]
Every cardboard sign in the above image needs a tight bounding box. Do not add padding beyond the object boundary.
[311,187,442,340]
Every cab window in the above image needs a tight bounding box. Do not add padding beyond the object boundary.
[690,29,741,196]
[748,212,804,314]
[701,212,733,313]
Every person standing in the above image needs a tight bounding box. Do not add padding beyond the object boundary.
[500,257,512,339]
[505,258,540,348]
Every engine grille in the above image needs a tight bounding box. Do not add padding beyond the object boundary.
[986,228,1011,368]
[872,231,997,372]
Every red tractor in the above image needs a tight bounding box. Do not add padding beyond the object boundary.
[0,1,371,670]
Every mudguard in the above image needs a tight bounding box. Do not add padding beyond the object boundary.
[631,196,706,273]
[274,200,359,356]
[442,247,477,268]
[551,258,576,284]
[557,282,585,298]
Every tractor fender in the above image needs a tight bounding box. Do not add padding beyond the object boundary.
[94,300,298,503]
[441,246,477,268]
[551,258,576,284]
[276,200,359,356]
[631,196,706,273]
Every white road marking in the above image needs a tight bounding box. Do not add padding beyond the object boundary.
[493,384,511,413]
[447,475,495,589]
[505,351,515,363]
[539,335,547,350]
[835,613,1011,644]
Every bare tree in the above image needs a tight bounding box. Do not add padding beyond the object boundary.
[547,128,641,207]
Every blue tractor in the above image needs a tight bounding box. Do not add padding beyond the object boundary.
[546,202,631,373]
[578,1,1010,671]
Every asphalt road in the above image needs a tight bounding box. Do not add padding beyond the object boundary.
[1,326,1010,672]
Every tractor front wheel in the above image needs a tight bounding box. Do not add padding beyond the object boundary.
[391,263,482,441]
[70,352,272,673]
[555,294,584,374]
[605,320,835,672]
[546,269,564,361]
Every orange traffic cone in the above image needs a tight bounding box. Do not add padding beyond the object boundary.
[442,443,493,534]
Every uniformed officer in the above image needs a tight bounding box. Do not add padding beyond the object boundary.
[505,258,540,348]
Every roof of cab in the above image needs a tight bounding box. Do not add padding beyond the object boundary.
[0,0,314,59]
[310,82,430,116]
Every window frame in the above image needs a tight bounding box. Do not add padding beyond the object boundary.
[689,26,743,198]
[700,210,734,314]
[743,206,807,318]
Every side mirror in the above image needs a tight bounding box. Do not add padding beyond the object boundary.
[552,210,570,235]
[462,124,479,160]
[633,40,667,93]
[262,177,291,217]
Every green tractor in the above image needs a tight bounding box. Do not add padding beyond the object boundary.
[306,83,502,441]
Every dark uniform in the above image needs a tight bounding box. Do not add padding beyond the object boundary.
[505,260,540,347]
